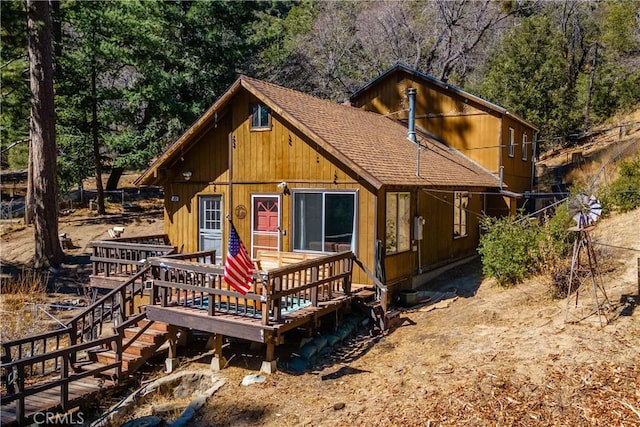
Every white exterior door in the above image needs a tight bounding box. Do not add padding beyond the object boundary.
[198,196,223,263]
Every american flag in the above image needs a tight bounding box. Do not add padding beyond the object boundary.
[224,223,255,295]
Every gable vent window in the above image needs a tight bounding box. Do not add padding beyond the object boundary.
[251,104,271,130]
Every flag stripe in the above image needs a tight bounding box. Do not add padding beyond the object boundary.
[224,223,254,295]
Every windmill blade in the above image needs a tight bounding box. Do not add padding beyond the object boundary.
[569,194,602,229]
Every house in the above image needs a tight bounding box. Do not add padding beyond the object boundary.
[350,63,539,215]
[136,74,503,294]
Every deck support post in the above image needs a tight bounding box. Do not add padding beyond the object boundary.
[208,334,227,371]
[165,325,179,373]
[261,338,277,374]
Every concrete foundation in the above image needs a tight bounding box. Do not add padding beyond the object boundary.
[210,356,227,371]
[260,360,277,374]
[165,357,179,373]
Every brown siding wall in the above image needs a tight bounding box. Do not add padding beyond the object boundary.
[500,116,535,196]
[418,187,483,269]
[353,73,502,174]
[381,186,484,294]
[163,90,378,285]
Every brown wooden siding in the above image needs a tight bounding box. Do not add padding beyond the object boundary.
[352,70,537,202]
[354,74,503,174]
[418,187,483,268]
[500,116,534,195]
[163,90,378,286]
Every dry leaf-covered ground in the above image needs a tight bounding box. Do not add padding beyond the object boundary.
[175,209,638,427]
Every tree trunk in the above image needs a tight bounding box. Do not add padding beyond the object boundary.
[27,0,64,268]
[91,61,106,215]
[584,43,599,131]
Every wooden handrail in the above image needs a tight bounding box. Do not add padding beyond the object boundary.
[1,327,71,350]
[1,335,118,371]
[160,249,216,262]
[266,251,353,276]
[89,241,176,252]
[1,334,120,413]
[67,267,149,328]
[91,233,170,245]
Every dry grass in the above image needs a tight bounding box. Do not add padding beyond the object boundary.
[0,270,50,344]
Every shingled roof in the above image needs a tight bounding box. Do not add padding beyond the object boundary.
[137,75,501,189]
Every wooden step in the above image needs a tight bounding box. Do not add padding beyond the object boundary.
[123,327,167,344]
[122,340,155,357]
[353,289,376,301]
[73,361,123,377]
[92,349,140,370]
[137,319,170,332]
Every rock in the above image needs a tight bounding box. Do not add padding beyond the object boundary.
[333,402,346,410]
[241,373,266,386]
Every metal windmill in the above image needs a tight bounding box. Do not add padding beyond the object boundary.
[564,194,610,326]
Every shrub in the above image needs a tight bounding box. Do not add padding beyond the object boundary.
[0,270,49,344]
[538,205,575,270]
[479,204,578,287]
[478,214,540,286]
[606,157,640,212]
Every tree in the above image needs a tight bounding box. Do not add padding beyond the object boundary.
[26,0,64,268]
[480,12,583,143]
[0,0,30,169]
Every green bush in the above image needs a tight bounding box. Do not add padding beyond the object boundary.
[606,157,640,212]
[478,214,540,286]
[479,206,575,287]
[538,205,575,267]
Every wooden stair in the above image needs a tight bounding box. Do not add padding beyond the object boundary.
[84,318,170,377]
[353,290,400,331]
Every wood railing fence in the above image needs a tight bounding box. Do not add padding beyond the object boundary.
[148,251,355,325]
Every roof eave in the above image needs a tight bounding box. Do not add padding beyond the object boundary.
[351,63,539,132]
[135,77,245,186]
[241,77,384,190]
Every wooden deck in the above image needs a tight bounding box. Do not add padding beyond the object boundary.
[144,251,373,363]
[2,237,389,425]
[1,377,112,426]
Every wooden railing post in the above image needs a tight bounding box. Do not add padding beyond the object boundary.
[61,353,69,411]
[311,266,319,307]
[344,257,352,294]
[119,286,127,323]
[69,323,77,365]
[115,334,122,382]
[16,364,25,424]
[1,351,15,396]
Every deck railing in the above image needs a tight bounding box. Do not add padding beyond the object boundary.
[67,267,151,342]
[90,234,176,279]
[1,328,74,381]
[148,251,355,325]
[1,334,121,424]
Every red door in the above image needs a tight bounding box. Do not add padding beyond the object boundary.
[252,195,280,257]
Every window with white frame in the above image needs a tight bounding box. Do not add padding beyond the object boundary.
[293,191,356,253]
[385,192,411,254]
[453,191,469,238]
[250,104,270,129]
[508,127,515,157]
[522,133,528,160]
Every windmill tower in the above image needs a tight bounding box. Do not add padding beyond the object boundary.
[564,194,610,326]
